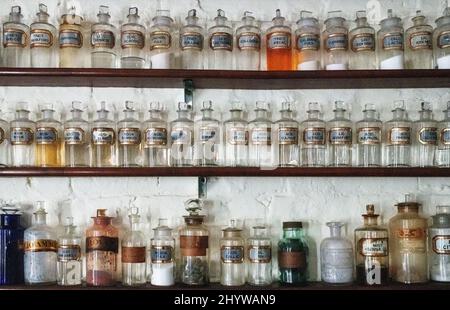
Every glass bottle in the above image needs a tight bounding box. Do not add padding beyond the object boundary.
[59,7,84,68]
[354,205,389,286]
[436,101,450,167]
[384,100,412,167]
[120,7,146,68]
[405,11,433,69]
[2,6,29,67]
[118,101,141,167]
[122,207,146,286]
[86,209,119,287]
[10,105,35,167]
[236,11,261,70]
[57,217,82,286]
[327,101,353,167]
[356,104,382,167]
[220,220,245,286]
[434,7,450,69]
[266,9,292,70]
[320,222,354,284]
[349,11,376,69]
[30,4,57,68]
[249,101,272,167]
[0,110,10,166]
[91,5,117,68]
[377,9,404,69]
[35,105,63,167]
[300,102,326,167]
[389,194,428,283]
[180,9,204,69]
[143,102,168,167]
[274,102,298,167]
[179,199,209,286]
[223,101,248,167]
[170,102,194,167]
[151,218,175,286]
[149,10,175,69]
[323,11,348,70]
[247,225,272,286]
[428,205,450,282]
[414,102,437,167]
[208,9,233,70]
[294,11,321,70]
[64,101,90,167]
[24,202,57,285]
[91,102,116,167]
[278,222,309,285]
[195,100,221,166]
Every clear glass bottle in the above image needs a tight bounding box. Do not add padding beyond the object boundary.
[354,205,389,286]
[249,101,272,167]
[428,205,450,282]
[300,102,326,167]
[349,11,376,69]
[64,101,90,167]
[143,102,168,167]
[434,7,450,69]
[2,6,29,67]
[118,101,141,167]
[247,224,272,286]
[266,9,292,70]
[220,220,245,286]
[384,100,412,167]
[405,11,433,69]
[35,104,63,167]
[86,209,119,287]
[91,5,117,68]
[378,9,404,69]
[195,100,221,166]
[0,110,10,166]
[327,101,353,167]
[356,104,382,167]
[223,101,248,167]
[208,9,233,70]
[10,105,35,167]
[24,202,57,285]
[389,194,428,284]
[320,222,354,284]
[323,11,348,70]
[436,101,450,167]
[274,102,298,167]
[91,102,116,167]
[236,11,261,70]
[414,102,437,167]
[120,7,146,68]
[151,218,175,286]
[149,10,175,69]
[57,217,82,286]
[294,11,321,70]
[59,7,84,68]
[170,102,194,167]
[122,207,146,287]
[30,4,57,68]
[180,9,204,69]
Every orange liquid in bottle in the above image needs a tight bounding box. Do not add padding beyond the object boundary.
[266,34,292,70]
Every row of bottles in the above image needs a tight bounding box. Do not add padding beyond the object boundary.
[3,4,450,70]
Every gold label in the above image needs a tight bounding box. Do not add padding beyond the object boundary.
[209,32,233,51]
[409,31,432,50]
[121,30,145,49]
[145,128,167,146]
[227,128,248,145]
[237,32,261,50]
[329,127,352,145]
[59,29,83,48]
[180,32,203,50]
[418,127,437,145]
[248,245,271,263]
[325,33,348,51]
[278,127,298,145]
[0,127,4,144]
[267,31,291,49]
[58,244,81,261]
[296,33,320,51]
[397,228,426,253]
[30,29,53,48]
[122,246,146,263]
[36,127,58,145]
[10,127,34,145]
[358,127,381,145]
[221,246,244,264]
[303,127,325,145]
[91,30,115,49]
[350,33,375,52]
[432,235,450,254]
[118,128,141,145]
[92,127,115,145]
[150,31,171,50]
[24,239,58,252]
[151,245,173,263]
[437,30,450,49]
[441,128,450,145]
[86,236,118,253]
[251,128,271,145]
[382,32,403,51]
[388,127,411,145]
[3,28,27,48]
[278,251,306,269]
[180,236,208,256]
[64,127,85,145]
[358,238,388,257]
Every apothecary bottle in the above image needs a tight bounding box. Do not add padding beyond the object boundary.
[414,102,437,167]
[278,222,309,285]
[180,9,204,69]
[224,101,248,167]
[195,100,221,166]
[327,101,353,167]
[356,104,382,167]
[122,207,146,286]
[208,9,233,70]
[378,9,404,69]
[57,217,82,286]
[120,7,146,68]
[236,11,261,70]
[143,102,168,167]
[428,205,450,282]
[320,222,354,284]
[30,4,57,68]
[434,7,450,69]
[294,11,321,70]
[436,101,450,167]
[3,6,29,67]
[220,220,245,286]
[170,102,194,167]
[86,209,119,287]
[266,9,292,70]
[24,202,57,285]
[354,205,389,285]
[349,11,376,69]
[0,110,10,166]
[59,8,84,68]
[249,101,272,167]
[247,225,272,286]
[300,102,326,167]
[274,102,298,167]
[179,199,209,286]
[389,194,428,283]
[323,11,348,70]
[10,105,35,167]
[405,11,433,69]
[91,102,116,167]
[91,5,117,68]
[35,104,63,167]
[118,101,141,167]
[64,101,90,167]
[151,219,175,286]
[149,10,174,69]
[384,100,411,167]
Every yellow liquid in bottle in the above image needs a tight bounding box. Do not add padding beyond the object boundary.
[36,142,63,167]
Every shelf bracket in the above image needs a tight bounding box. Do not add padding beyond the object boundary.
[198,177,207,199]
[184,79,194,107]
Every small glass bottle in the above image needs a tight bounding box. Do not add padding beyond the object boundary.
[170,102,194,167]
[57,217,82,286]
[266,9,292,70]
[30,4,57,68]
[224,101,248,167]
[414,102,437,167]
[91,102,116,167]
[278,222,309,285]
[327,101,353,167]
[249,101,272,167]
[149,10,175,69]
[434,7,450,69]
[436,101,450,167]
[274,102,298,167]
[378,9,404,69]
[91,5,117,68]
[323,11,349,70]
[349,11,376,69]
[118,101,141,167]
[195,100,221,166]
[120,7,146,68]
[320,222,354,284]
[405,11,433,69]
[35,104,63,167]
[143,102,168,167]
[180,199,209,286]
[389,194,428,284]
[151,219,175,286]
[247,224,272,286]
[208,9,233,70]
[356,104,382,167]
[354,205,389,286]
[294,11,321,70]
[220,220,245,286]
[10,105,35,167]
[236,11,261,70]
[428,205,450,282]
[384,100,412,167]
[86,209,119,287]
[300,102,326,167]
[64,101,90,167]
[122,207,146,287]
[180,9,204,69]
[59,7,84,68]
[2,6,29,67]
[0,110,10,166]
[24,202,57,285]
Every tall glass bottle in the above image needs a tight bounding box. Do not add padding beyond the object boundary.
[143,102,168,167]
[349,11,376,69]
[35,105,63,167]
[10,106,35,167]
[170,102,194,167]
[151,219,175,286]
[118,101,141,167]
[57,217,82,286]
[236,11,261,70]
[30,4,57,68]
[434,7,450,69]
[120,7,146,68]
[294,11,321,70]
[149,10,175,69]
[224,101,248,167]
[247,225,272,286]
[208,9,233,70]
[274,102,298,167]
[300,102,326,167]
[180,9,204,69]
[327,101,352,167]
[195,100,221,166]
[378,9,404,69]
[266,9,292,70]
[64,101,90,167]
[91,5,117,68]
[428,205,450,282]
[384,100,411,167]
[323,11,348,70]
[0,110,10,166]
[91,102,116,167]
[356,104,382,167]
[59,7,84,68]
[437,101,450,166]
[414,102,437,167]
[405,11,433,69]
[220,220,245,286]
[3,6,29,67]
[249,102,272,167]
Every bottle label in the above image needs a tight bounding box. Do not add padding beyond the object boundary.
[91,30,115,49]
[441,128,450,145]
[3,28,27,48]
[151,245,173,263]
[30,29,53,48]
[382,32,403,50]
[58,245,81,261]
[237,32,261,50]
[180,32,203,50]
[118,128,141,145]
[358,127,381,145]
[409,31,432,50]
[248,245,271,263]
[92,127,115,145]
[145,128,167,146]
[64,127,85,145]
[210,32,233,51]
[296,33,320,51]
[350,33,375,52]
[36,127,58,145]
[251,128,271,145]
[267,32,291,49]
[10,127,34,145]
[388,127,411,145]
[171,127,192,145]
[24,239,58,252]
[438,31,450,49]
[227,128,248,145]
[221,246,244,264]
[278,250,306,269]
[180,235,208,256]
[432,235,450,254]
[358,238,388,257]
[321,248,354,282]
[150,31,171,50]
[121,30,145,49]
[0,128,4,144]
[59,29,83,48]
[329,127,352,145]
[278,127,298,145]
[199,127,218,143]
[396,228,426,253]
[303,127,326,145]
[86,236,119,253]
[418,127,437,145]
[325,33,348,51]
[122,246,146,263]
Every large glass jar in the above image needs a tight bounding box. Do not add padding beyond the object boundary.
[349,10,376,69]
[247,225,272,286]
[266,9,292,70]
[151,219,175,286]
[117,101,142,167]
[143,102,168,167]
[91,5,117,68]
[223,101,248,167]
[59,8,85,68]
[208,9,233,70]
[64,101,90,167]
[180,9,204,69]
[428,205,450,282]
[220,220,245,286]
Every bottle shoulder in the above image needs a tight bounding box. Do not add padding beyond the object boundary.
[30,22,57,31]
[121,23,146,32]
[236,24,260,35]
[266,25,291,34]
[208,25,232,34]
[3,21,29,31]
[181,24,203,34]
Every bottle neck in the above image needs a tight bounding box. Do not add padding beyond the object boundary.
[94,218,112,226]
[280,110,293,119]
[363,110,377,120]
[128,15,139,24]
[16,111,30,119]
[177,110,190,119]
[283,228,303,239]
[149,110,162,120]
[37,13,49,23]
[71,110,83,119]
[333,109,346,119]
[363,216,378,226]
[255,109,268,119]
[42,110,55,119]
[97,110,109,120]
[34,213,46,225]
[392,109,406,120]
[98,14,110,24]
[130,219,140,232]
[413,16,425,27]
[356,17,367,27]
[123,110,137,120]
[201,109,213,119]
[419,110,432,120]
[329,226,342,237]
[307,110,320,119]
[230,110,243,119]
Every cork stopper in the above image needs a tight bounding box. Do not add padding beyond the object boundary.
[96,209,107,217]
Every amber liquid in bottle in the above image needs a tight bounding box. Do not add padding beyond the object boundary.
[35,108,63,167]
[266,10,292,70]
